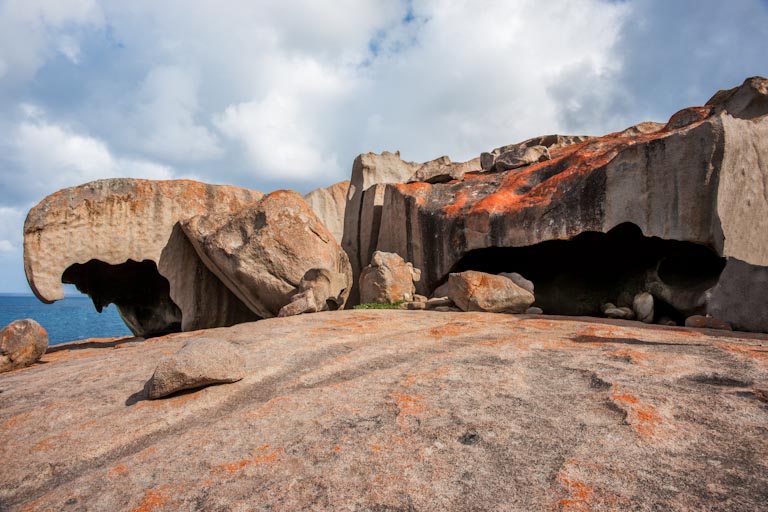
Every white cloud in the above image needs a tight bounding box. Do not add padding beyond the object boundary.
[0,207,25,252]
[0,0,103,85]
[10,111,174,200]
[215,94,340,180]
[127,65,223,163]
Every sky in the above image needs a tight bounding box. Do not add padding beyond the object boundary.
[1,0,767,293]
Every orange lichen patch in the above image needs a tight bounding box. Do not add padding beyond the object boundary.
[391,393,427,429]
[108,465,128,477]
[558,477,594,511]
[215,445,282,474]
[402,366,451,387]
[333,445,342,453]
[131,485,172,512]
[136,446,157,461]
[246,396,292,418]
[610,385,662,437]
[428,322,472,338]
[369,444,383,452]
[717,343,768,365]
[608,348,650,364]
[32,432,71,452]
[476,337,514,347]
[2,410,37,429]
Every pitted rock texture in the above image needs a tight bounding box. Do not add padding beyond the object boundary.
[373,77,768,331]
[0,311,766,511]
[23,179,263,335]
[304,180,350,244]
[0,319,48,373]
[182,190,352,319]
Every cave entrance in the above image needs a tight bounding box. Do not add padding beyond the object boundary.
[448,223,725,321]
[62,259,182,338]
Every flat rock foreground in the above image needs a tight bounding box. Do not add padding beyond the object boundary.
[1,312,767,511]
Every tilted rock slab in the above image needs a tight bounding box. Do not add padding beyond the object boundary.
[0,319,48,373]
[147,338,246,399]
[23,179,263,336]
[304,180,350,244]
[182,190,353,319]
[448,270,535,313]
[1,311,766,510]
[374,77,768,332]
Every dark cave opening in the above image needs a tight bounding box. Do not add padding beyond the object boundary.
[62,259,182,337]
[448,223,725,320]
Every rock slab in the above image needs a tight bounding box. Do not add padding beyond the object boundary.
[147,338,246,399]
[0,319,48,373]
[0,311,766,510]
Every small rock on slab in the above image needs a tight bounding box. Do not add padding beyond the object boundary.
[525,306,544,315]
[426,297,454,310]
[605,307,635,320]
[448,271,535,313]
[432,306,462,312]
[633,292,654,323]
[147,338,246,399]
[0,319,49,373]
[685,315,733,331]
[405,302,427,310]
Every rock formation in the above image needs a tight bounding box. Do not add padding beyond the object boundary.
[182,190,352,319]
[304,180,350,243]
[24,179,263,336]
[0,319,49,373]
[366,76,768,332]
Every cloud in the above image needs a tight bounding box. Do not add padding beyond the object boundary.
[5,110,174,204]
[0,206,25,253]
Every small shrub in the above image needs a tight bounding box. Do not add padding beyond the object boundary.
[353,301,404,310]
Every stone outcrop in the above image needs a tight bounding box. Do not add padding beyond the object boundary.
[147,338,246,399]
[1,311,767,510]
[447,271,535,313]
[407,156,482,184]
[0,319,49,373]
[182,190,352,319]
[23,179,263,336]
[372,77,768,332]
[359,251,421,304]
[304,180,350,243]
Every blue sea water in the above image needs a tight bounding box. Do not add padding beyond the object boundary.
[0,293,132,345]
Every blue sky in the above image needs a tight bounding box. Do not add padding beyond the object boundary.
[1,0,767,293]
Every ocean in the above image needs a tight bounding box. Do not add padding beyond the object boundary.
[0,293,132,346]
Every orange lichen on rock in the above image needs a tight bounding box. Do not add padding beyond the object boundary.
[402,366,451,388]
[247,396,292,418]
[215,445,282,474]
[610,385,662,437]
[428,322,472,338]
[131,485,172,512]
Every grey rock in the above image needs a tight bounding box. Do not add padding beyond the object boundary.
[0,319,49,373]
[426,297,454,309]
[499,272,535,295]
[405,302,427,310]
[525,306,544,315]
[605,307,635,320]
[431,282,451,299]
[633,292,655,324]
[147,338,246,399]
[413,294,429,303]
[602,302,617,314]
[432,306,462,312]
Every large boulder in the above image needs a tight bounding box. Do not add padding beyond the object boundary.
[373,77,768,332]
[0,319,49,373]
[304,180,350,244]
[182,190,352,319]
[23,179,263,336]
[359,251,421,304]
[448,271,535,313]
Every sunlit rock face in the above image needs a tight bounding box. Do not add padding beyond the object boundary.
[23,178,264,336]
[364,77,768,331]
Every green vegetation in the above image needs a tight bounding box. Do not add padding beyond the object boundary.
[353,301,404,310]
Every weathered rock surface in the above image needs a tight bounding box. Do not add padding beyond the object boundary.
[685,315,733,331]
[359,251,421,304]
[147,338,246,399]
[1,311,766,510]
[499,272,535,294]
[304,180,350,243]
[0,319,48,373]
[182,190,352,319]
[23,179,263,335]
[407,155,482,184]
[448,270,535,313]
[374,77,768,331]
[633,292,655,324]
